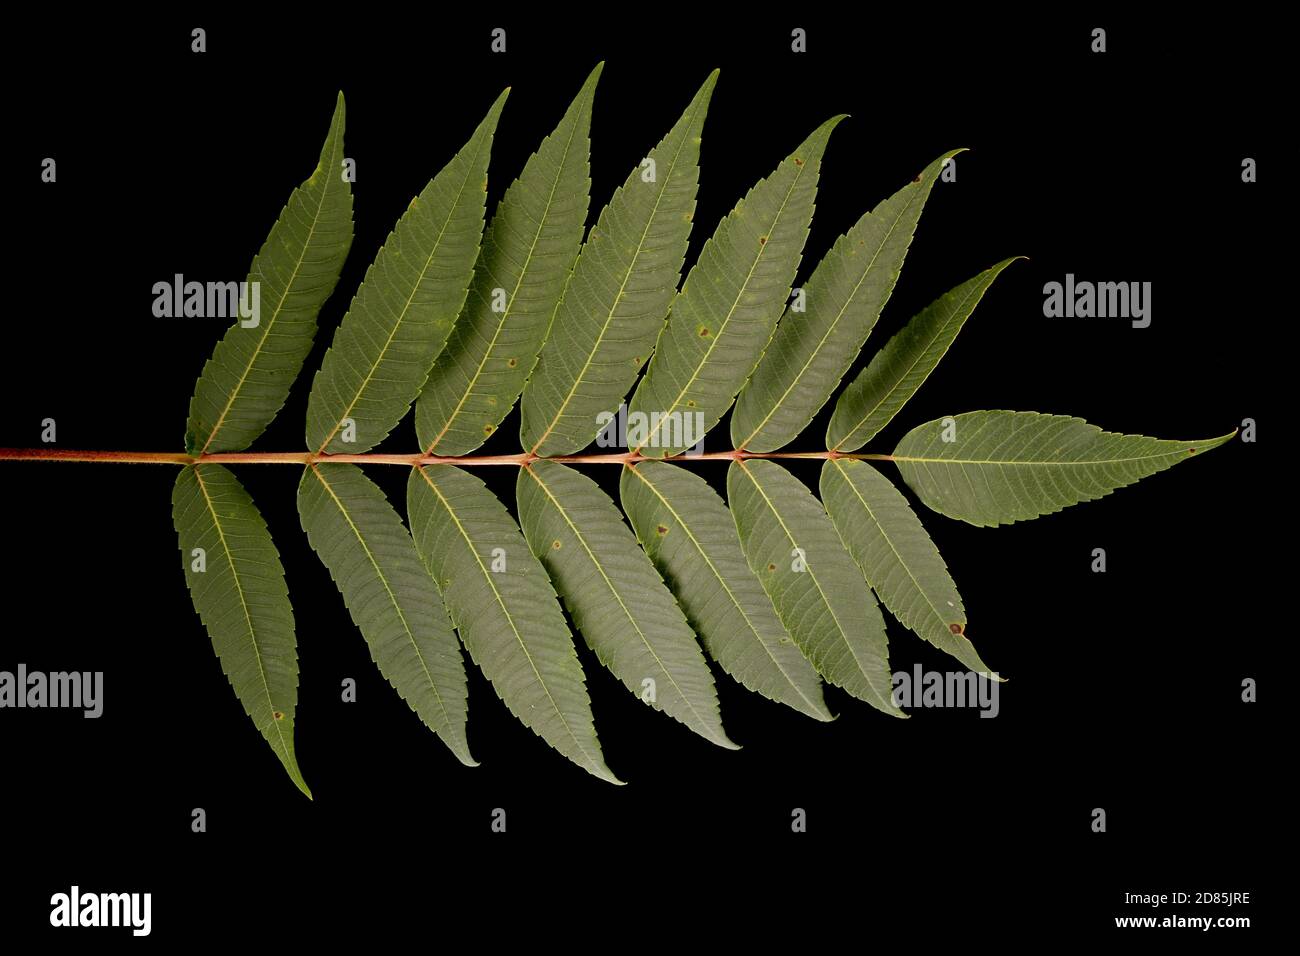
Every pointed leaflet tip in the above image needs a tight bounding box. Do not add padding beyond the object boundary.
[788,114,846,161]
[326,92,346,138]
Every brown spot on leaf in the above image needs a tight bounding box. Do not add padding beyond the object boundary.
[698,326,710,338]
[483,424,495,435]
[912,174,923,183]
[686,399,696,408]
[507,357,518,368]
[793,157,804,166]
[1188,448,1196,454]
[949,623,964,635]
[273,711,284,720]
[656,525,668,536]
[551,539,562,550]
[767,563,777,572]
[759,236,767,245]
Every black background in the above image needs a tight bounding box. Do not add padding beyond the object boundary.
[2,11,1279,943]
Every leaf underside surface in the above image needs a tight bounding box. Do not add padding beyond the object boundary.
[629,116,843,458]
[172,464,309,796]
[620,461,831,721]
[727,459,900,716]
[186,94,354,456]
[417,65,600,456]
[893,410,1234,527]
[298,463,473,764]
[307,91,506,454]
[162,75,1240,794]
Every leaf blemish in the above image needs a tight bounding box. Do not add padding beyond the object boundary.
[698,326,710,337]
[656,525,668,536]
[949,623,964,635]
[767,563,777,572]
[273,711,284,720]
[551,539,562,550]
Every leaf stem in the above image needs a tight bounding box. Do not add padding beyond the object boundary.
[0,447,895,467]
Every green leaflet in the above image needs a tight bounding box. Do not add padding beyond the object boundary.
[406,464,620,784]
[893,411,1235,527]
[297,463,472,765]
[620,462,831,721]
[520,70,718,456]
[629,116,843,458]
[417,64,600,455]
[820,458,995,675]
[828,258,1019,451]
[171,464,309,796]
[727,460,901,717]
[307,91,506,454]
[517,461,735,748]
[186,94,354,455]
[733,150,961,452]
